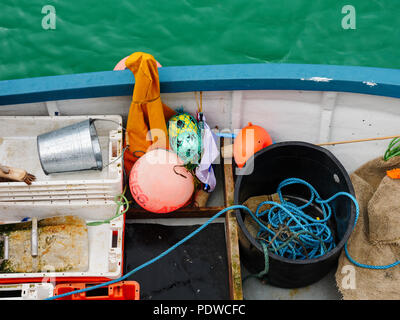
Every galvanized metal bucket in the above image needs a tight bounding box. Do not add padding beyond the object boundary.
[37,119,103,175]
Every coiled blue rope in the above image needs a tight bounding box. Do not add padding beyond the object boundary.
[255,178,400,269]
[253,178,337,260]
[46,178,399,300]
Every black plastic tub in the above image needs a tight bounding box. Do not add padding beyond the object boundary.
[234,141,356,288]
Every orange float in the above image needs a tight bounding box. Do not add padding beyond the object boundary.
[129,149,194,213]
[233,122,273,168]
[387,168,400,179]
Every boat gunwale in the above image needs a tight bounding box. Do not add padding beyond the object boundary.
[0,63,399,105]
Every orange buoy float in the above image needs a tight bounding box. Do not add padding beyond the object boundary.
[233,122,273,168]
[129,149,194,213]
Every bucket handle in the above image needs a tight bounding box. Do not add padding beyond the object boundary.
[90,118,127,171]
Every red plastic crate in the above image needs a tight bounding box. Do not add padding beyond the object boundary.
[53,281,140,300]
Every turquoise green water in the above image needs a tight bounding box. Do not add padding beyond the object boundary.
[0,0,399,81]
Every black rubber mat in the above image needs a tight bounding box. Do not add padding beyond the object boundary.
[123,223,230,300]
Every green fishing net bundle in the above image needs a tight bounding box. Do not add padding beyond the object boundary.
[168,109,202,168]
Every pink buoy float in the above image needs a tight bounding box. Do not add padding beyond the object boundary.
[129,149,194,213]
[114,55,162,70]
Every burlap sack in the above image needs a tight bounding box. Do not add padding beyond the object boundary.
[335,156,400,300]
[369,175,400,245]
[353,155,400,190]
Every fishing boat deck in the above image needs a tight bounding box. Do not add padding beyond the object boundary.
[126,163,342,300]
[1,63,400,299]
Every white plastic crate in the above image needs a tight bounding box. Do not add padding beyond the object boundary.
[0,283,54,300]
[0,115,123,202]
[0,202,124,282]
[0,199,119,220]
[0,115,125,282]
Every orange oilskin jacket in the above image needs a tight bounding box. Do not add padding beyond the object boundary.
[123,52,176,175]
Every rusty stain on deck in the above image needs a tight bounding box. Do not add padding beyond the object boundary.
[288,286,311,298]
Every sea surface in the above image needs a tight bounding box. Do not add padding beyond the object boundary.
[0,0,399,80]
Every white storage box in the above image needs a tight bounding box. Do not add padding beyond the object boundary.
[0,115,123,202]
[0,202,124,282]
[0,115,125,283]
